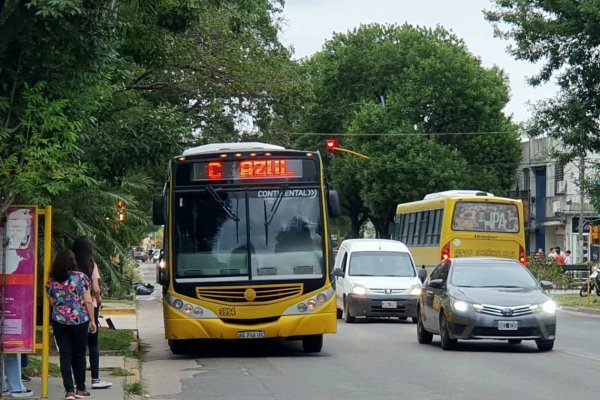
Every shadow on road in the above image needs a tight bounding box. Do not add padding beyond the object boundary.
[172,338,332,358]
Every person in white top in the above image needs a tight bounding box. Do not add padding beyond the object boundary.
[564,250,573,265]
[72,237,113,390]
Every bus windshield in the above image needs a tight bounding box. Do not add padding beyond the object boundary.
[451,202,519,233]
[173,188,324,280]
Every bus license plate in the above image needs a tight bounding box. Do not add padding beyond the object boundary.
[238,330,265,339]
[497,321,518,330]
[382,301,397,309]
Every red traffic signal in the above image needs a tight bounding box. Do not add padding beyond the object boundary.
[326,139,338,152]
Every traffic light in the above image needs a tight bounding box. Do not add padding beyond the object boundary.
[117,200,126,222]
[326,139,338,152]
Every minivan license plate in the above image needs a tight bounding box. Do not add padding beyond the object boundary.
[497,321,518,330]
[238,330,265,339]
[382,301,397,309]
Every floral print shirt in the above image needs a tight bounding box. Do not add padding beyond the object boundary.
[46,271,90,325]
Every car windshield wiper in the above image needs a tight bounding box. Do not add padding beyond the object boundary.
[479,285,521,288]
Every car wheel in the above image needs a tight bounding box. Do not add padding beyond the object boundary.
[336,307,343,319]
[439,313,457,350]
[536,339,554,352]
[417,315,433,344]
[343,297,355,323]
[411,317,418,324]
[302,335,323,353]
[508,339,522,345]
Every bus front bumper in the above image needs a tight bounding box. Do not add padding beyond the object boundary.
[164,309,337,340]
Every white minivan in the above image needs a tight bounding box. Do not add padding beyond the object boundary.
[332,239,422,323]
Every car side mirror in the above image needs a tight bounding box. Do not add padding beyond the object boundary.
[332,268,344,278]
[428,279,444,289]
[540,280,555,290]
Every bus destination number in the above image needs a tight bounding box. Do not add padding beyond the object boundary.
[218,307,236,317]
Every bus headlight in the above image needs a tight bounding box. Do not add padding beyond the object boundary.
[316,293,327,305]
[297,303,308,312]
[183,304,193,314]
[173,299,184,309]
[307,299,317,310]
[193,307,203,316]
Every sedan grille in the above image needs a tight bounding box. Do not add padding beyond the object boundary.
[478,304,533,317]
[196,283,303,304]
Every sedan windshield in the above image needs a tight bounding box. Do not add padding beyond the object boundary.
[349,251,415,277]
[450,264,538,288]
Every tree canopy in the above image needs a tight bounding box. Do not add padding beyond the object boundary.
[298,23,521,237]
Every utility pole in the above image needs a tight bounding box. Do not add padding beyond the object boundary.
[578,157,586,263]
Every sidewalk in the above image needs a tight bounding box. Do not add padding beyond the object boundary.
[16,301,139,400]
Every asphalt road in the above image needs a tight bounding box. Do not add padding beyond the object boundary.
[136,261,600,400]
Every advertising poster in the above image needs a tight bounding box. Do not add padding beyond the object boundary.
[1,207,37,353]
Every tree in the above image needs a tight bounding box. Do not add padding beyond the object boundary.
[300,23,521,237]
[485,0,600,206]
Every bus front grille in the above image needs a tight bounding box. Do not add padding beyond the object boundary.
[196,283,304,304]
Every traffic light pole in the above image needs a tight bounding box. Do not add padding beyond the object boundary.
[331,147,370,160]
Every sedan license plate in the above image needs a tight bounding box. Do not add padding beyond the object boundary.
[238,330,265,339]
[497,321,518,330]
[382,301,397,309]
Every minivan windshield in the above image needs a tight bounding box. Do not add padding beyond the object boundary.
[450,263,538,288]
[349,251,415,277]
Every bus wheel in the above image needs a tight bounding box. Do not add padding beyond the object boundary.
[302,335,323,353]
[168,339,189,355]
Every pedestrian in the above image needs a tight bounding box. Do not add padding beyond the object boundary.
[21,354,31,382]
[547,247,556,260]
[564,250,573,265]
[418,265,427,284]
[1,353,33,397]
[72,236,113,390]
[534,248,544,261]
[553,246,565,265]
[47,249,96,400]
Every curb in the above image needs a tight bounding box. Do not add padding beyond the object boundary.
[123,330,142,400]
[561,306,600,315]
[101,308,137,316]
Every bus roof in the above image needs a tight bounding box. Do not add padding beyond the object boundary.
[182,142,285,156]
[423,190,494,200]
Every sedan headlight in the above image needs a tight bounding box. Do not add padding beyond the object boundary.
[452,300,470,312]
[351,285,367,296]
[542,300,557,314]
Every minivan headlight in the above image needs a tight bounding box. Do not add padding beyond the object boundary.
[351,285,367,296]
[410,286,422,296]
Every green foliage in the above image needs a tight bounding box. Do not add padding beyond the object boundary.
[486,0,600,207]
[526,257,570,290]
[300,23,520,237]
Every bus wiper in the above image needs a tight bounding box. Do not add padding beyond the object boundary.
[263,184,289,246]
[206,187,240,223]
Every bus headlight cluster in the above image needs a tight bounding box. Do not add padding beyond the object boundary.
[166,294,211,319]
[291,288,334,314]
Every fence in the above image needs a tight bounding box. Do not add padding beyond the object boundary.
[563,264,594,290]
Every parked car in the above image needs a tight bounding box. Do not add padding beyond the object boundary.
[131,247,149,262]
[152,249,162,263]
[417,257,557,351]
[332,239,422,323]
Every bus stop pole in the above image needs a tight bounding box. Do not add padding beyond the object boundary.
[41,206,52,399]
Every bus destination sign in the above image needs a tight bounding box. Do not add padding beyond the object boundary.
[192,159,303,181]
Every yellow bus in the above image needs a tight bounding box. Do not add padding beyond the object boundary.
[153,142,341,354]
[391,190,526,268]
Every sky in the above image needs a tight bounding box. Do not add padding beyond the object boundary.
[278,0,558,123]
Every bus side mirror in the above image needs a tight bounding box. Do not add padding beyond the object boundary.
[328,190,342,218]
[153,196,165,225]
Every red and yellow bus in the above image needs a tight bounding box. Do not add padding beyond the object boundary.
[153,142,340,354]
[391,190,526,268]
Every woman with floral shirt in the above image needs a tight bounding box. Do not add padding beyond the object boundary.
[47,249,96,400]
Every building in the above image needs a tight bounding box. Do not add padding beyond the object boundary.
[511,137,600,263]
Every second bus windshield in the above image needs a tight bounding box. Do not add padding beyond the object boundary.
[173,188,324,280]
